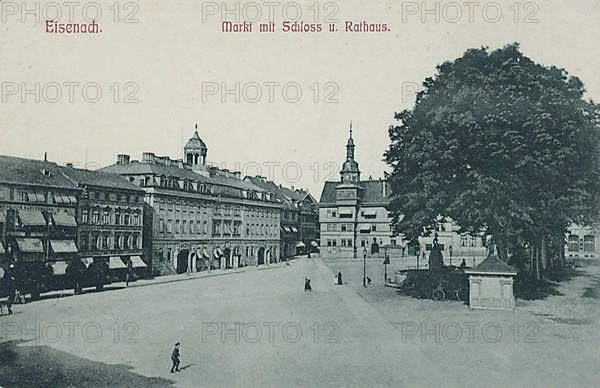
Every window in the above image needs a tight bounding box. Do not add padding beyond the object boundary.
[568,235,579,252]
[167,219,173,233]
[460,236,468,247]
[175,220,180,234]
[371,225,377,232]
[80,234,88,250]
[213,221,221,236]
[92,211,99,224]
[102,211,110,225]
[391,239,397,245]
[203,221,208,234]
[327,224,337,232]
[81,209,89,224]
[584,235,595,253]
[132,213,139,226]
[124,213,130,225]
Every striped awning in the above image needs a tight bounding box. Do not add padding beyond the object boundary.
[130,255,147,268]
[50,240,78,253]
[25,191,45,202]
[18,209,46,226]
[362,208,377,216]
[283,227,291,233]
[53,193,77,204]
[311,241,319,247]
[296,241,306,248]
[15,237,44,253]
[52,212,77,227]
[291,227,298,233]
[109,256,127,269]
[50,261,68,275]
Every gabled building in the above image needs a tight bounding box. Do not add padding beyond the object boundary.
[101,127,282,276]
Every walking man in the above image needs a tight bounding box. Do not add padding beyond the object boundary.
[170,342,181,373]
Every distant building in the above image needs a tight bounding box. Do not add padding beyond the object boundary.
[565,224,598,258]
[244,176,319,258]
[318,124,487,263]
[101,127,282,276]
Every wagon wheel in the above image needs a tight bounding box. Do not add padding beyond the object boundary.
[432,288,445,301]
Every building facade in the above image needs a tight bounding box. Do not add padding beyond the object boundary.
[101,128,281,276]
[0,155,80,295]
[60,166,147,277]
[565,224,598,258]
[319,125,487,264]
[245,176,319,258]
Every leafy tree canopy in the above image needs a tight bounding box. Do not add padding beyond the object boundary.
[385,43,600,257]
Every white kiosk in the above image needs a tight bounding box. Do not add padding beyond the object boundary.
[465,252,517,311]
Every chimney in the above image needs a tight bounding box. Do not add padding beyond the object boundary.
[291,185,295,191]
[142,152,155,163]
[117,154,130,164]
[65,162,74,168]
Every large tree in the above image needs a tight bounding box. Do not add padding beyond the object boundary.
[385,43,600,277]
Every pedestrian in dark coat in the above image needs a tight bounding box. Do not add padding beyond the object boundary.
[170,342,181,373]
[337,271,343,285]
[304,277,312,291]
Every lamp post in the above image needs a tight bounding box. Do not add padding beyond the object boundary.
[383,248,390,282]
[449,245,453,267]
[363,247,367,287]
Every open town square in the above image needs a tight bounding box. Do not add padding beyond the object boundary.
[3,0,600,387]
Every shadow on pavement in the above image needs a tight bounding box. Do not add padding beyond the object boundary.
[0,340,175,388]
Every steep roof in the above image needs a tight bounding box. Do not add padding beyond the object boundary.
[0,155,78,190]
[61,166,144,192]
[319,180,391,206]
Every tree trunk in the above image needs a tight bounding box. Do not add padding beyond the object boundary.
[540,235,547,277]
[535,244,541,281]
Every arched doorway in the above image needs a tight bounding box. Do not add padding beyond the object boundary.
[176,249,189,274]
[257,247,265,265]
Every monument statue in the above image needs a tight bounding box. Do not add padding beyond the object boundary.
[428,233,444,272]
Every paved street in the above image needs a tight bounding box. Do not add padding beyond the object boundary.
[1,257,599,387]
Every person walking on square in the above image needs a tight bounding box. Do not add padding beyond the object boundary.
[126,259,133,287]
[304,277,312,291]
[170,342,181,373]
[337,271,343,285]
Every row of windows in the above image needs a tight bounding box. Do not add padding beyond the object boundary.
[568,235,595,252]
[81,209,141,226]
[160,219,209,235]
[86,190,141,204]
[158,204,277,220]
[80,233,141,251]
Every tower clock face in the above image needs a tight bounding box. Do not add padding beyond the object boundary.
[345,174,351,181]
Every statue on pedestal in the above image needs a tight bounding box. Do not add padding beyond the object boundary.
[428,233,444,272]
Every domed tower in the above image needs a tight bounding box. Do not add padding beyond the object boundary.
[340,122,360,183]
[184,124,208,166]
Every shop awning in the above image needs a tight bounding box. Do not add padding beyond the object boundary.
[213,248,222,259]
[50,261,68,275]
[25,191,45,202]
[0,243,5,254]
[109,256,127,269]
[18,209,47,227]
[0,211,6,223]
[296,241,306,248]
[311,241,319,247]
[15,237,44,253]
[52,212,77,227]
[362,209,377,216]
[282,227,290,233]
[280,226,286,232]
[50,240,78,253]
[80,257,94,267]
[202,249,210,259]
[291,227,298,233]
[53,193,77,204]
[130,255,147,268]
[359,225,372,232]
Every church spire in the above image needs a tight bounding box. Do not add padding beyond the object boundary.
[340,121,360,183]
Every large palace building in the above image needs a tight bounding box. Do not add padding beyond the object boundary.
[101,127,282,276]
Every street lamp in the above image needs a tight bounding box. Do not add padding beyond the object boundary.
[449,245,453,267]
[416,246,420,270]
[363,247,367,287]
[383,248,390,282]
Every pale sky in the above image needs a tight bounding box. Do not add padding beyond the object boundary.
[1,0,599,197]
